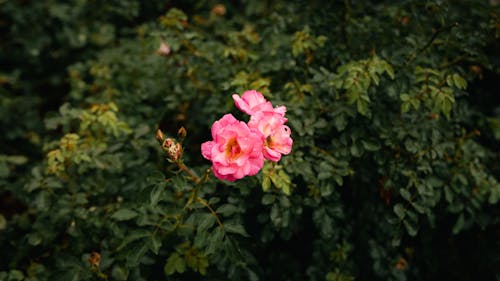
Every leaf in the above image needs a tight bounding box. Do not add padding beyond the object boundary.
[262,176,271,192]
[393,203,406,219]
[6,155,28,165]
[197,214,216,233]
[205,227,225,255]
[452,214,465,234]
[149,234,162,255]
[127,243,149,267]
[111,208,138,221]
[216,204,238,216]
[261,194,276,205]
[150,183,164,206]
[361,140,381,151]
[164,253,186,275]
[403,219,418,236]
[400,189,411,201]
[224,222,249,237]
[117,229,150,251]
[452,74,467,89]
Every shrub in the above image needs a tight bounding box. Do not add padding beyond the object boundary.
[1,1,499,280]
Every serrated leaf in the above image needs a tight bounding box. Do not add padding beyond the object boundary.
[205,227,225,255]
[164,253,186,275]
[224,222,249,237]
[197,214,216,233]
[150,183,164,206]
[216,204,238,216]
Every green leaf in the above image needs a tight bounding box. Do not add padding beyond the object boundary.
[197,214,216,233]
[403,219,418,236]
[127,243,149,267]
[111,265,129,280]
[224,222,249,237]
[452,214,465,234]
[205,227,225,255]
[117,229,150,251]
[149,234,162,255]
[111,208,138,221]
[393,203,406,219]
[164,253,186,275]
[261,194,276,205]
[452,74,467,89]
[400,189,411,201]
[262,176,271,192]
[150,183,164,206]
[216,204,238,216]
[361,140,381,151]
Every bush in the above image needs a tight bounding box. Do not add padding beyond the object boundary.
[1,1,499,280]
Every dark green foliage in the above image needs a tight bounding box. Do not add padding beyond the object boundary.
[1,1,499,280]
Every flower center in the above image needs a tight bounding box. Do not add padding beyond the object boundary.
[225,138,242,158]
[265,136,274,148]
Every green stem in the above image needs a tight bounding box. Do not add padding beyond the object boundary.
[197,197,224,228]
[177,160,201,184]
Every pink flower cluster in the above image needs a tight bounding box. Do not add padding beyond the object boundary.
[201,90,293,181]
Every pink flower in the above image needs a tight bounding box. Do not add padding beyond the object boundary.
[232,90,273,115]
[248,111,293,162]
[201,114,264,181]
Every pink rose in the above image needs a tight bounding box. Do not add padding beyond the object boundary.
[232,90,274,115]
[201,114,264,181]
[248,111,293,162]
[233,90,287,116]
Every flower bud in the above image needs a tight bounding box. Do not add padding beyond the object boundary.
[162,138,182,161]
[88,252,101,268]
[156,129,165,143]
[211,4,226,16]
[156,41,171,56]
[177,126,187,139]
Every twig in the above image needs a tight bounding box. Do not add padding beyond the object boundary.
[406,22,459,65]
[196,197,224,228]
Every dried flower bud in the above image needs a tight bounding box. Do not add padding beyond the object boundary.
[156,41,171,56]
[156,129,165,143]
[162,138,182,161]
[395,257,408,270]
[88,252,101,268]
[177,126,187,139]
[211,4,226,16]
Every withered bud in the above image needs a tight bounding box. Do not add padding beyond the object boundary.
[211,4,226,16]
[156,129,165,143]
[177,126,187,139]
[400,16,410,25]
[88,252,101,268]
[395,257,408,270]
[162,138,182,161]
[156,41,171,56]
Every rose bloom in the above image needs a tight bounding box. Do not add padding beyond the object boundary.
[248,110,293,162]
[201,114,264,181]
[232,90,286,116]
